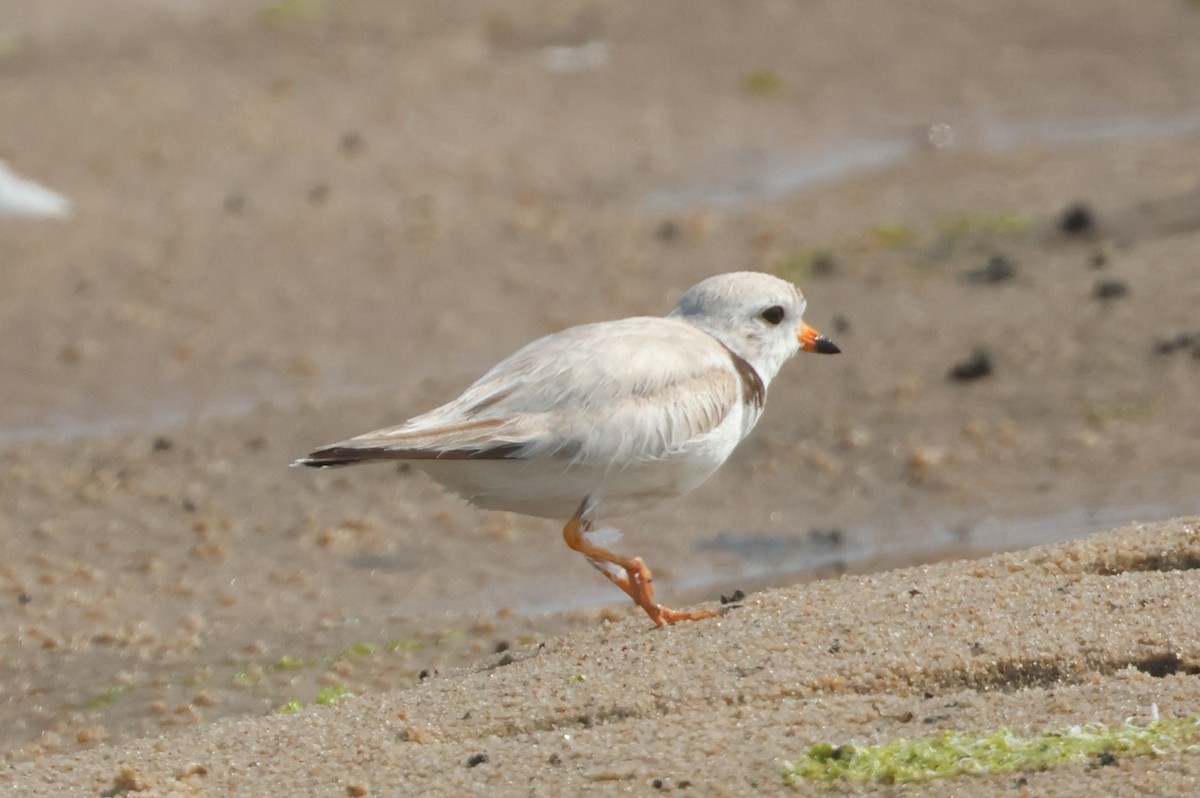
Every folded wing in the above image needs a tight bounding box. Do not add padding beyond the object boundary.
[296,318,751,468]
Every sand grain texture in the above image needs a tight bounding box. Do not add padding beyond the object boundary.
[5,518,1200,795]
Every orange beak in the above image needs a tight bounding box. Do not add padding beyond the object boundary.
[799,322,841,354]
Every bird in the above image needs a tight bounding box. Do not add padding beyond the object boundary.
[295,271,840,626]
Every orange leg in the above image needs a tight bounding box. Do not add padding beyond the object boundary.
[562,500,719,628]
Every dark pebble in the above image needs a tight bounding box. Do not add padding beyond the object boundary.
[807,527,844,547]
[1059,202,1096,236]
[181,498,198,513]
[652,778,664,789]
[962,254,1016,284]
[654,220,678,242]
[307,184,330,206]
[223,193,246,215]
[1092,279,1128,300]
[152,436,173,452]
[339,131,365,155]
[1089,252,1108,269]
[493,640,510,654]
[466,753,488,768]
[948,349,993,382]
[1153,332,1198,355]
[418,669,432,680]
[832,314,851,335]
[18,592,32,605]
[1155,337,1183,355]
[1096,752,1118,767]
[720,589,746,605]
[810,252,837,277]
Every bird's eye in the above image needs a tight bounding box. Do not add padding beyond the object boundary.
[760,305,786,325]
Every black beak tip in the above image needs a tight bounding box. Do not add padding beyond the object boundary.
[815,336,841,355]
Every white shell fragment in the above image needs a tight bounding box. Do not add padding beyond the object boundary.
[0,161,73,219]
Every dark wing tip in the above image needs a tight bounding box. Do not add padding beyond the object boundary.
[292,447,370,468]
[293,442,528,468]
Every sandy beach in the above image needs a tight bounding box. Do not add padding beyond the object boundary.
[3,0,1200,793]
[7,519,1200,795]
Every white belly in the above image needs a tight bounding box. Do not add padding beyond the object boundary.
[415,412,749,519]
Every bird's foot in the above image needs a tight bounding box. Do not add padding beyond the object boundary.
[563,503,723,628]
[647,604,721,628]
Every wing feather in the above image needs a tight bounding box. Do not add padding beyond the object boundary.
[297,318,757,468]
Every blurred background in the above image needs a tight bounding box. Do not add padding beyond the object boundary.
[2,0,1199,759]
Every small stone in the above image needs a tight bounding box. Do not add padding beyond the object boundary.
[340,131,365,155]
[223,193,246,215]
[809,252,837,277]
[76,725,109,745]
[61,340,101,364]
[807,528,844,547]
[1059,202,1095,236]
[307,183,330,206]
[110,767,150,793]
[906,447,946,482]
[174,763,208,779]
[841,425,870,449]
[948,349,993,382]
[1092,279,1128,300]
[962,254,1016,284]
[1154,338,1180,355]
[1153,332,1197,356]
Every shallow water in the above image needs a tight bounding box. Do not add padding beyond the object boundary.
[641,111,1200,212]
[506,499,1200,616]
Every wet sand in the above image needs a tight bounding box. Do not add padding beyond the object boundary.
[3,0,1200,793]
[8,518,1200,795]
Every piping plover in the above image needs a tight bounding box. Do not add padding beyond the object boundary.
[296,271,839,626]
